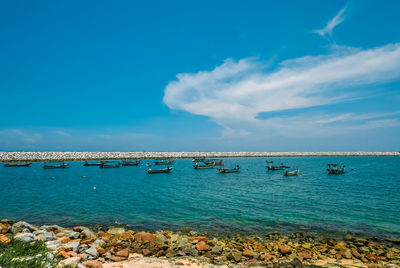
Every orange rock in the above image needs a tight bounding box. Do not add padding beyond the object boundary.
[187,236,207,243]
[0,223,9,234]
[352,250,362,259]
[115,248,129,258]
[110,256,126,262]
[0,235,11,244]
[366,253,380,262]
[279,245,292,255]
[259,254,273,261]
[58,236,70,244]
[243,249,254,257]
[142,248,152,256]
[68,251,78,257]
[83,260,103,268]
[298,252,313,259]
[196,241,211,251]
[97,247,106,255]
[56,250,70,259]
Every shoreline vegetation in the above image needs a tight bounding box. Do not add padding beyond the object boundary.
[0,220,399,267]
[0,152,399,163]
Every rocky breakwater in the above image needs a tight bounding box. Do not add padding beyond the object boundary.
[1,220,399,267]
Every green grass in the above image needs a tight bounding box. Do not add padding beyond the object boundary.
[0,236,60,268]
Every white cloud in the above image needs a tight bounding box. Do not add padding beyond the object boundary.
[313,6,346,38]
[163,44,400,138]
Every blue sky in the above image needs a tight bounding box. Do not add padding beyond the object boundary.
[0,0,399,151]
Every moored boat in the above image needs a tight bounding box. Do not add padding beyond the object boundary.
[218,165,240,173]
[84,161,108,166]
[327,164,345,175]
[193,164,214,169]
[121,160,141,166]
[283,168,300,176]
[154,159,175,165]
[147,166,173,174]
[266,160,290,170]
[4,162,31,167]
[99,162,121,168]
[43,162,68,169]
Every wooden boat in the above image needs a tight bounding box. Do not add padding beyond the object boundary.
[154,159,175,165]
[266,160,290,170]
[192,158,206,162]
[327,164,345,175]
[193,164,214,169]
[284,169,300,176]
[4,162,31,167]
[211,159,224,166]
[99,162,121,168]
[84,161,108,166]
[43,162,68,169]
[121,160,141,166]
[218,165,240,173]
[147,166,173,174]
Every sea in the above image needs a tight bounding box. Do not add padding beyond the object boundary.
[1,157,399,238]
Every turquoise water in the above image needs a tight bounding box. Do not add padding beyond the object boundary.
[1,157,399,237]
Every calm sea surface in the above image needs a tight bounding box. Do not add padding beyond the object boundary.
[1,157,399,237]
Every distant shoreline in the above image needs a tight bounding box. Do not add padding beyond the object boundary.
[0,151,398,162]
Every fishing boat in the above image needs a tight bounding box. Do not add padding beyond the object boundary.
[283,168,300,176]
[193,163,214,169]
[218,165,240,173]
[99,162,121,168]
[327,164,345,175]
[121,160,141,166]
[84,160,108,166]
[4,162,31,167]
[211,159,224,166]
[154,159,175,165]
[192,158,206,162]
[266,160,290,170]
[43,162,68,169]
[147,166,173,174]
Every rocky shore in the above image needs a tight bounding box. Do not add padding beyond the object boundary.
[0,152,399,163]
[0,220,399,267]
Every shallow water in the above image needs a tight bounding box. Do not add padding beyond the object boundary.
[1,157,399,237]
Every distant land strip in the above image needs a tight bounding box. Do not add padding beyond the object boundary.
[0,151,399,162]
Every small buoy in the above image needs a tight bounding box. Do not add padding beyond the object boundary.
[50,177,55,180]
[82,176,86,178]
[93,186,97,191]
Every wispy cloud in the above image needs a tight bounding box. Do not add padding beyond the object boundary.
[163,43,400,138]
[313,6,346,39]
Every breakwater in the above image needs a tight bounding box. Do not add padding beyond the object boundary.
[0,151,398,162]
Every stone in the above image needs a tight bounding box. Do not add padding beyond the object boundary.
[15,233,35,243]
[212,245,223,254]
[93,239,107,248]
[243,249,254,257]
[259,254,273,261]
[56,250,70,259]
[34,230,56,241]
[154,234,167,247]
[84,246,99,259]
[81,229,97,240]
[64,241,80,253]
[82,260,103,268]
[343,249,352,259]
[196,240,211,251]
[106,227,125,235]
[183,247,198,256]
[115,248,129,258]
[46,240,62,251]
[142,248,152,256]
[232,251,242,262]
[187,236,208,243]
[0,234,11,244]
[298,252,313,259]
[64,230,81,240]
[279,244,292,255]
[11,221,38,234]
[56,256,81,268]
[59,236,70,244]
[366,253,380,262]
[0,223,9,234]
[133,231,154,242]
[40,225,62,232]
[352,249,362,259]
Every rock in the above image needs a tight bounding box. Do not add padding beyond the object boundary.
[142,248,152,256]
[84,246,99,259]
[243,249,254,257]
[154,234,167,247]
[56,256,81,268]
[279,244,292,255]
[298,252,313,259]
[359,246,370,254]
[11,221,38,234]
[76,264,86,268]
[15,233,35,243]
[46,240,62,251]
[133,231,154,242]
[115,248,129,258]
[56,250,70,259]
[352,249,362,259]
[259,254,273,261]
[81,229,97,240]
[183,247,198,256]
[386,251,395,260]
[0,223,9,234]
[33,230,56,241]
[82,260,103,268]
[187,236,208,243]
[232,251,242,262]
[0,234,11,244]
[64,230,81,240]
[196,240,211,251]
[106,227,125,235]
[93,239,107,248]
[302,243,311,249]
[366,253,380,262]
[344,249,352,259]
[64,241,80,253]
[40,225,62,232]
[212,245,223,254]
